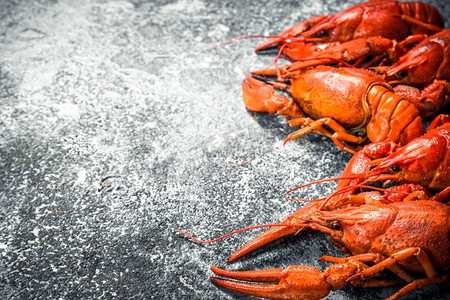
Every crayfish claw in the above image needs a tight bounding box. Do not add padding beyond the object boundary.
[211,266,284,282]
[210,265,332,300]
[242,76,304,119]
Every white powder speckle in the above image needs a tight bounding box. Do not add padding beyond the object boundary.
[32,227,40,237]
[56,103,80,119]
[76,169,87,185]
[217,24,229,32]
[161,0,205,14]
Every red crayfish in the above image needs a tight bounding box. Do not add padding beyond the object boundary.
[210,194,449,300]
[334,115,449,200]
[180,1,450,299]
[243,65,449,153]
[255,0,443,54]
[256,29,450,87]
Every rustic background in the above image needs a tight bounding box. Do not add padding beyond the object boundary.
[1,0,448,299]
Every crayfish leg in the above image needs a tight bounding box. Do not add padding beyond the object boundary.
[428,114,450,131]
[286,117,366,154]
[349,247,439,283]
[400,15,443,33]
[386,273,450,300]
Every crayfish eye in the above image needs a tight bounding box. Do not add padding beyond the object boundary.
[396,71,405,78]
[391,164,400,172]
[331,221,341,230]
[319,30,326,36]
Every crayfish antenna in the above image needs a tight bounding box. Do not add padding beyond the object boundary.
[177,224,287,244]
[252,56,356,78]
[252,43,290,78]
[207,35,281,50]
[286,174,369,194]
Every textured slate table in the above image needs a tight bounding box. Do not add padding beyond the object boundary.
[1,0,449,299]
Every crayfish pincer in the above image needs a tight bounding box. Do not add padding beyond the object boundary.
[211,193,450,300]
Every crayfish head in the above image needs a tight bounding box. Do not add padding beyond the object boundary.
[301,5,362,42]
[315,205,397,254]
[226,203,317,262]
[367,125,448,191]
[226,206,351,262]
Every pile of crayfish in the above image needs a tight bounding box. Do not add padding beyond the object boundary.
[181,1,450,299]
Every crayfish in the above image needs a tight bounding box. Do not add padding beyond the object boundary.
[255,0,443,54]
[243,65,449,153]
[334,115,449,199]
[210,194,450,300]
[256,29,450,88]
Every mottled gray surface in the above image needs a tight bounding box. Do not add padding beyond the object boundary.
[0,0,449,299]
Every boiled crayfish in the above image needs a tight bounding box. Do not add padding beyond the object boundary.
[257,29,450,86]
[183,1,450,299]
[335,115,449,200]
[262,29,450,119]
[210,189,449,300]
[243,65,449,153]
[256,0,443,54]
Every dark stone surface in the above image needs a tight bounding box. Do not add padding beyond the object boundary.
[0,0,448,299]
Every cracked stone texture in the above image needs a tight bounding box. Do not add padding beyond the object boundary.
[0,0,449,299]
